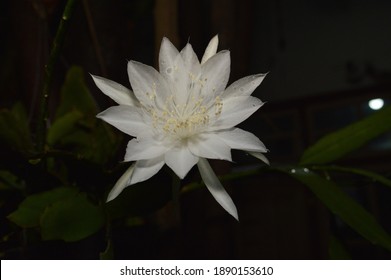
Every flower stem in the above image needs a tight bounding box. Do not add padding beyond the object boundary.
[36,0,77,152]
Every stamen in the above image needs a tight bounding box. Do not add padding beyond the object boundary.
[140,80,224,140]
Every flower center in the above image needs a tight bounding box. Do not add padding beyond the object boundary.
[146,95,223,140]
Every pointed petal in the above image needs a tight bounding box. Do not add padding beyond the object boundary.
[129,156,165,185]
[197,158,238,220]
[127,60,170,107]
[201,35,219,64]
[224,73,267,98]
[164,146,199,179]
[124,138,168,161]
[91,74,139,106]
[106,163,135,202]
[158,38,189,105]
[188,133,232,161]
[210,96,264,130]
[96,105,150,137]
[159,37,181,73]
[200,50,231,103]
[180,43,201,76]
[216,128,268,152]
[249,151,270,165]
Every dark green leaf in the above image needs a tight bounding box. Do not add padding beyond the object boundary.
[47,110,84,146]
[285,167,391,251]
[329,234,351,259]
[0,103,32,154]
[40,193,105,242]
[300,106,391,165]
[11,103,29,133]
[49,65,120,164]
[52,121,119,164]
[0,170,24,190]
[313,165,391,190]
[7,187,78,228]
[55,66,98,119]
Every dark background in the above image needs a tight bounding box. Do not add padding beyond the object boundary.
[1,0,391,259]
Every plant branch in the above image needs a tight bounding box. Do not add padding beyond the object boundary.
[181,166,269,194]
[37,0,78,152]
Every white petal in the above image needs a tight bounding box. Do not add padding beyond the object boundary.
[129,156,165,185]
[201,35,219,64]
[224,73,267,99]
[200,50,231,103]
[96,105,150,137]
[91,74,139,106]
[197,158,238,220]
[158,38,189,105]
[210,96,264,130]
[249,151,270,165]
[106,163,135,202]
[127,60,171,108]
[159,37,180,73]
[188,133,232,161]
[180,43,201,76]
[124,138,168,161]
[216,128,267,153]
[164,146,199,179]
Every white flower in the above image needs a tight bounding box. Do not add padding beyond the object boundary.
[92,35,268,220]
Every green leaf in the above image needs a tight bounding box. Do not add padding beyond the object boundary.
[11,103,29,132]
[40,192,105,242]
[0,170,24,190]
[47,110,84,146]
[51,120,119,164]
[313,165,391,190]
[300,106,391,165]
[7,187,78,228]
[48,65,120,164]
[329,234,351,259]
[55,66,98,119]
[0,103,32,153]
[285,167,391,251]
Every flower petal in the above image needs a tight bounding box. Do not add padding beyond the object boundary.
[127,60,171,108]
[106,163,135,202]
[210,96,264,130]
[158,38,189,105]
[197,158,238,220]
[180,43,201,77]
[201,35,219,64]
[188,133,232,161]
[248,151,270,165]
[164,146,199,179]
[200,50,231,103]
[223,73,267,99]
[91,74,139,106]
[159,37,180,72]
[129,156,165,185]
[124,138,168,161]
[216,128,267,153]
[96,105,150,137]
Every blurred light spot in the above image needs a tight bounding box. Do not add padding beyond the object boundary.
[368,98,384,110]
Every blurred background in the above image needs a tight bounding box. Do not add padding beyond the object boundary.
[1,0,391,259]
